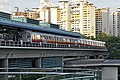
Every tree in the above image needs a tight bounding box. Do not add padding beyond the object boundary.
[96,34,120,59]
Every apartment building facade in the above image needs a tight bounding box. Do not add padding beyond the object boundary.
[69,0,96,38]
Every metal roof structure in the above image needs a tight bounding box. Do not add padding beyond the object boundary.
[65,59,120,67]
[0,18,81,38]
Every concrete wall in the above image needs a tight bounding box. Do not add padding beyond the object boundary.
[102,67,118,80]
[0,48,108,59]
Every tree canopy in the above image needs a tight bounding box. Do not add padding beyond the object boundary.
[96,34,120,59]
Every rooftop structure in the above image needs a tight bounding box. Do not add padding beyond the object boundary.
[12,16,40,25]
[40,22,60,29]
[0,17,81,38]
[0,11,11,19]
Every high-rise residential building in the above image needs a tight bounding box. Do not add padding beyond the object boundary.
[40,0,50,22]
[40,0,60,24]
[70,0,96,38]
[12,10,40,20]
[96,8,110,35]
[40,0,96,38]
[58,0,70,31]
[110,8,120,36]
[70,0,84,33]
[40,7,51,22]
[40,5,60,24]
[50,6,59,24]
[57,7,61,25]
[40,0,51,8]
[83,2,96,38]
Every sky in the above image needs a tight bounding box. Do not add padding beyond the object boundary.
[0,0,120,13]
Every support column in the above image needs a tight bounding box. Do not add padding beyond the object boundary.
[102,67,118,80]
[0,59,8,80]
[34,58,41,68]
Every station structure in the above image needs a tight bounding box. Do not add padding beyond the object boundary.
[0,12,119,80]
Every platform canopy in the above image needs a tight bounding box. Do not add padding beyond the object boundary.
[64,59,120,67]
[0,18,82,38]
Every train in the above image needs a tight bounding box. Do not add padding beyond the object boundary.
[20,31,106,49]
[0,30,106,49]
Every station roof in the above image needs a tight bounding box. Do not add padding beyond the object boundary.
[0,18,81,38]
[64,59,120,67]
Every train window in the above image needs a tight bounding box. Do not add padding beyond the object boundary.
[101,43,103,46]
[53,37,55,41]
[102,43,104,46]
[0,34,3,39]
[74,39,76,43]
[93,42,95,46]
[32,34,35,39]
[60,38,63,42]
[43,35,48,40]
[83,40,85,44]
[57,37,60,41]
[84,40,86,44]
[91,41,93,45]
[34,34,36,39]
[45,36,47,39]
[63,38,66,42]
[100,43,102,46]
[80,40,83,44]
[37,35,40,39]
[88,41,90,45]
[40,35,42,39]
[50,36,52,40]
[49,36,52,40]
[68,38,70,42]
[69,39,71,42]
[98,43,100,46]
[42,35,45,39]
[45,36,48,40]
[65,38,67,41]
[70,39,73,42]
[56,37,58,41]
[86,41,88,44]
[57,37,60,42]
[70,39,75,43]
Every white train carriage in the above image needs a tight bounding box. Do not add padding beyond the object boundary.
[21,31,106,49]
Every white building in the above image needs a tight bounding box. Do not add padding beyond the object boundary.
[50,6,59,24]
[40,0,96,38]
[110,8,120,36]
[96,8,110,35]
[58,0,70,31]
[70,0,96,38]
[40,0,51,8]
[70,0,84,33]
[40,0,60,24]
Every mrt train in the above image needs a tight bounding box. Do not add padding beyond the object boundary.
[30,31,106,49]
[0,30,106,49]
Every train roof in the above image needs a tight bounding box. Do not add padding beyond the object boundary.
[0,18,81,38]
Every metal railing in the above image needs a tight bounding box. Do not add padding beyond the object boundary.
[0,41,106,50]
[0,68,100,80]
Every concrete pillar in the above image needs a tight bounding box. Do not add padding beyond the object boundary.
[0,59,8,80]
[34,58,41,68]
[102,67,118,80]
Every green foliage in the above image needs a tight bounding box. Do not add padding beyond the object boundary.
[9,75,43,80]
[96,34,120,59]
[81,34,95,40]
